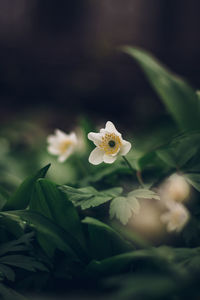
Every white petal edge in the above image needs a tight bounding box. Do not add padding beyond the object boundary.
[105,121,121,135]
[120,140,132,156]
[88,132,102,146]
[47,145,60,155]
[89,147,104,165]
[103,154,117,164]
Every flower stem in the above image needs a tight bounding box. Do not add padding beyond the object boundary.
[122,156,144,187]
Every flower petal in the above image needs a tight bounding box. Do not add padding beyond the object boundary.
[69,132,78,144]
[47,145,60,155]
[103,154,117,164]
[105,121,121,135]
[55,129,69,140]
[120,140,132,156]
[89,147,104,165]
[88,132,102,146]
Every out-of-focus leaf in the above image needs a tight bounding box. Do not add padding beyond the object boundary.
[30,179,87,259]
[0,283,27,300]
[0,187,8,211]
[0,210,79,261]
[156,132,200,169]
[128,189,160,200]
[123,47,200,131]
[82,217,134,260]
[0,264,15,281]
[0,232,34,256]
[184,174,200,192]
[61,185,123,210]
[4,164,50,210]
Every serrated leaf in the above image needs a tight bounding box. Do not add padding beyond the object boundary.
[123,47,200,131]
[61,185,123,210]
[4,164,50,210]
[30,179,86,257]
[128,189,160,200]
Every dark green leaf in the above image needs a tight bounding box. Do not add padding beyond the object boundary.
[30,179,87,258]
[0,210,79,261]
[82,217,134,260]
[123,47,200,131]
[4,164,50,210]
[61,185,123,209]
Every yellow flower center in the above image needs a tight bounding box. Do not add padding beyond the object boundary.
[59,140,73,154]
[99,133,122,155]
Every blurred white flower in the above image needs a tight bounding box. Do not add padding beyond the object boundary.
[160,201,189,232]
[88,121,131,165]
[47,129,77,162]
[109,195,140,225]
[159,173,190,203]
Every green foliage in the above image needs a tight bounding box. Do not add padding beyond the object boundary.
[82,217,134,260]
[1,48,200,299]
[61,185,123,209]
[4,164,50,210]
[30,179,86,256]
[123,46,200,131]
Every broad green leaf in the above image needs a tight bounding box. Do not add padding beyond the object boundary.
[4,164,50,210]
[156,132,200,169]
[184,174,200,192]
[30,179,86,258]
[0,210,80,262]
[123,47,200,131]
[85,249,169,278]
[61,185,123,210]
[82,217,134,260]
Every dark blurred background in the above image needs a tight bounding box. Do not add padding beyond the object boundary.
[0,0,200,130]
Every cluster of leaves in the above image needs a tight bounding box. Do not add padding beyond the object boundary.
[0,47,200,300]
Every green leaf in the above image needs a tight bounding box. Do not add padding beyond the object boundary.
[0,264,15,281]
[0,232,34,256]
[123,47,200,131]
[0,283,28,300]
[156,132,200,169]
[0,255,47,272]
[29,179,86,258]
[4,164,50,210]
[85,248,169,278]
[0,187,8,211]
[184,174,200,192]
[82,217,134,260]
[128,189,160,200]
[61,185,123,210]
[0,210,80,261]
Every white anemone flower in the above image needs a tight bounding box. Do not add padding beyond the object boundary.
[109,196,140,225]
[47,129,77,162]
[88,121,131,165]
[160,201,189,232]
